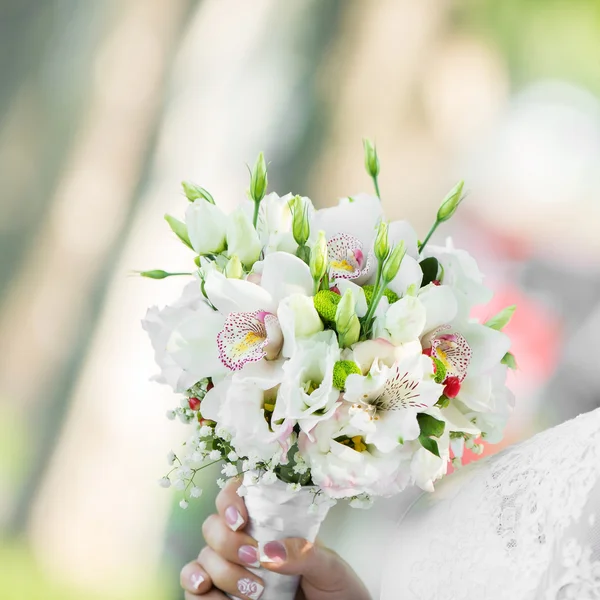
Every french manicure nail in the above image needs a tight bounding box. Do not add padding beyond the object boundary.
[259,540,287,563]
[238,544,260,567]
[237,577,264,599]
[225,506,244,531]
[190,572,205,590]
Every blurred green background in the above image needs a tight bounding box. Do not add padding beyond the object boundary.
[2,0,600,598]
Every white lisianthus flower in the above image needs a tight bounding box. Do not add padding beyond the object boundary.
[423,238,493,313]
[186,199,228,254]
[344,350,444,452]
[274,330,341,435]
[410,431,450,493]
[384,295,427,345]
[298,405,412,499]
[142,281,226,392]
[201,366,291,464]
[226,207,262,268]
[277,293,324,357]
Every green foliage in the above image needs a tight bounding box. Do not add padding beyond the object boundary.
[164,214,193,250]
[333,360,361,390]
[182,181,215,204]
[485,305,516,331]
[419,257,439,287]
[501,351,518,370]
[417,412,446,457]
[433,358,447,384]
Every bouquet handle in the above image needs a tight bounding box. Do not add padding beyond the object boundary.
[227,474,331,600]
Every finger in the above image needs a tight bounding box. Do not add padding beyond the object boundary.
[215,477,248,532]
[180,560,212,595]
[198,546,265,600]
[259,538,369,596]
[184,591,228,600]
[202,513,259,567]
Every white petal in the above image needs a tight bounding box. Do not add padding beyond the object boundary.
[260,252,313,304]
[388,220,419,258]
[418,284,458,334]
[186,200,228,255]
[201,379,230,421]
[457,373,492,412]
[460,322,511,377]
[204,270,275,314]
[386,255,423,297]
[384,296,426,344]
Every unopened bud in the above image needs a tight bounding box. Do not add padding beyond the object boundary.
[182,181,215,204]
[335,289,360,348]
[436,180,465,223]
[249,151,268,204]
[363,138,380,178]
[382,241,406,283]
[374,220,390,261]
[310,231,328,282]
[291,196,310,246]
[224,254,243,279]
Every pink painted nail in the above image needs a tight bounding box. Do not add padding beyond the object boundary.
[238,544,260,567]
[190,572,205,590]
[237,577,264,599]
[260,540,287,563]
[225,506,244,531]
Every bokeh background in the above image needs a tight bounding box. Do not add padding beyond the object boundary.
[2,0,600,598]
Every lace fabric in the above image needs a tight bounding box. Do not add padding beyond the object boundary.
[381,408,600,600]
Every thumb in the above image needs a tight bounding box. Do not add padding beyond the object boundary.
[259,538,356,592]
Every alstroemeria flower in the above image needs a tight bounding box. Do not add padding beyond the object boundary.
[344,351,444,452]
[217,310,283,371]
[327,233,371,280]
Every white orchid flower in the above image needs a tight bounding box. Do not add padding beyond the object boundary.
[142,281,226,392]
[326,233,372,281]
[204,252,314,372]
[186,199,228,255]
[344,350,444,452]
[274,330,341,435]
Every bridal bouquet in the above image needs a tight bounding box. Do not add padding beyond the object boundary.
[142,142,515,598]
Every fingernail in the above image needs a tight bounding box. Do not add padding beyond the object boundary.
[225,506,244,531]
[260,540,287,563]
[238,544,260,567]
[237,577,264,599]
[190,572,205,590]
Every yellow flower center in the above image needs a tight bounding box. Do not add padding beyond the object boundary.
[233,330,265,354]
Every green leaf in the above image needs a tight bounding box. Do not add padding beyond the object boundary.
[419,434,440,457]
[419,257,439,287]
[138,270,192,279]
[501,351,518,370]
[417,413,445,438]
[164,214,193,250]
[485,305,516,331]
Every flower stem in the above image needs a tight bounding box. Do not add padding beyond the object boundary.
[252,199,260,229]
[418,220,439,254]
[372,175,381,200]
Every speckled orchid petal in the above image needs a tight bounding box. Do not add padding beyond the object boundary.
[217,310,282,371]
[429,326,472,381]
[327,233,371,280]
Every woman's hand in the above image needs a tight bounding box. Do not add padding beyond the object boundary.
[180,479,371,600]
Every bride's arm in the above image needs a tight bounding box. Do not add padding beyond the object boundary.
[180,479,371,600]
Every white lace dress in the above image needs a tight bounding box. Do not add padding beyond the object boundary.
[381,408,600,599]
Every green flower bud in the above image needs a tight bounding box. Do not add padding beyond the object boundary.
[333,360,361,391]
[224,254,243,279]
[310,230,328,283]
[335,289,360,348]
[139,270,191,279]
[249,151,268,203]
[363,138,380,178]
[436,180,465,223]
[296,243,311,265]
[291,195,311,246]
[382,241,406,283]
[374,220,390,261]
[182,181,215,204]
[313,289,341,324]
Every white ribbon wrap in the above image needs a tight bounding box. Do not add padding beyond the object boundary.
[227,473,331,600]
